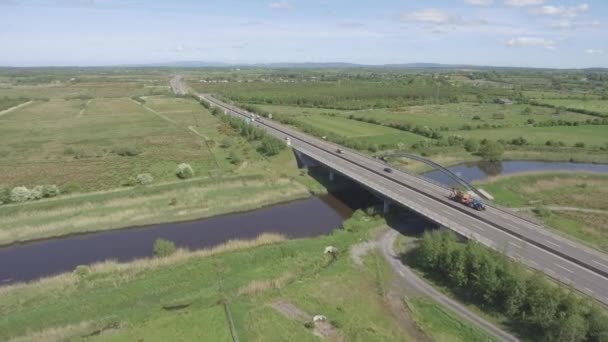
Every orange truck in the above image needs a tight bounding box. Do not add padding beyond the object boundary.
[449,188,486,211]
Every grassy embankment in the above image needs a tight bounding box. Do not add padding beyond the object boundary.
[478,172,608,252]
[0,211,498,342]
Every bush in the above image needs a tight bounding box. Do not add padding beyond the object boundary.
[478,140,504,162]
[30,185,44,200]
[229,150,243,165]
[136,173,154,185]
[73,265,91,280]
[574,142,586,148]
[492,113,505,120]
[42,184,60,198]
[112,145,141,157]
[472,115,481,120]
[221,137,233,148]
[61,181,81,194]
[154,238,176,257]
[10,186,31,202]
[258,136,285,156]
[533,206,552,218]
[176,163,194,179]
[464,138,479,152]
[0,187,10,205]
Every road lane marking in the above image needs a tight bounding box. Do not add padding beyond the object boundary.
[592,259,608,269]
[546,241,561,248]
[508,242,522,249]
[472,225,485,232]
[555,263,574,274]
[584,287,595,294]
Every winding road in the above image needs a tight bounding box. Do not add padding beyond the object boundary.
[378,229,520,342]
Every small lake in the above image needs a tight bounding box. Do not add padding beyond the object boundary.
[423,160,608,186]
[0,188,378,285]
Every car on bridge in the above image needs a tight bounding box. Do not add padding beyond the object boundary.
[384,167,393,173]
[336,148,344,154]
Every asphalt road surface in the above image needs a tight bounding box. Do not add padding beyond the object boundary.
[198,93,608,306]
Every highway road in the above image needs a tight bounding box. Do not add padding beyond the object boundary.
[198,93,608,306]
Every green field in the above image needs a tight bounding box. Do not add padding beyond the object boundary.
[535,99,608,115]
[294,114,425,144]
[0,175,309,245]
[479,172,608,252]
[453,125,607,146]
[345,103,595,130]
[0,213,419,341]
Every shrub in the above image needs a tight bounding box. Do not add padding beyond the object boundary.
[63,146,76,155]
[10,186,31,202]
[136,173,154,185]
[478,140,504,162]
[176,163,194,179]
[464,138,479,152]
[154,238,177,257]
[229,150,243,165]
[258,136,285,156]
[61,181,81,194]
[73,265,91,280]
[492,113,505,120]
[74,149,98,159]
[472,115,481,120]
[112,145,141,157]
[574,142,586,148]
[0,187,10,205]
[221,137,233,148]
[30,185,44,200]
[533,206,552,218]
[42,184,60,198]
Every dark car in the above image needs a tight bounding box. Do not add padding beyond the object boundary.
[384,167,393,173]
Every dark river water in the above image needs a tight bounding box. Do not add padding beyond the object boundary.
[0,188,378,285]
[2,160,607,285]
[423,160,608,186]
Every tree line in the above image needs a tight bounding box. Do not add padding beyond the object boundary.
[413,230,608,341]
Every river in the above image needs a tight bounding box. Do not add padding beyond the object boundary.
[423,160,608,186]
[2,160,607,285]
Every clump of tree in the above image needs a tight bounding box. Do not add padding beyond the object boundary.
[2,185,60,204]
[112,145,141,157]
[258,136,285,156]
[176,163,194,179]
[154,238,176,257]
[413,230,608,341]
[136,173,154,185]
[478,140,504,161]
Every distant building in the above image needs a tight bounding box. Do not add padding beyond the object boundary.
[495,98,514,105]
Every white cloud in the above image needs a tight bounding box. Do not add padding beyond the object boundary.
[532,4,589,17]
[464,0,493,5]
[507,36,556,50]
[585,48,604,55]
[549,19,601,30]
[400,9,453,24]
[505,0,543,7]
[268,1,292,10]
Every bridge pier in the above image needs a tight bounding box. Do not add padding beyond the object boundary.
[329,169,334,182]
[383,199,390,214]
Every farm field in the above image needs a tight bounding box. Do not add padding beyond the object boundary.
[453,125,607,146]
[534,99,608,116]
[0,89,288,192]
[338,103,596,130]
[478,172,608,252]
[293,114,425,144]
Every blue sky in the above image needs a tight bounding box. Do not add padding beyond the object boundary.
[0,0,606,67]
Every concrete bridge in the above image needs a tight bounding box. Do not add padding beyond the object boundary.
[200,93,608,306]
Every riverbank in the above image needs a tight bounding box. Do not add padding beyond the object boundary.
[477,172,608,253]
[0,212,426,341]
[401,149,608,174]
[0,174,311,246]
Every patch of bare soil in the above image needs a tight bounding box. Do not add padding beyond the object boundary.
[270,299,340,339]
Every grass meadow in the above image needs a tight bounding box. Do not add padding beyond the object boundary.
[478,172,608,252]
[0,212,499,341]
